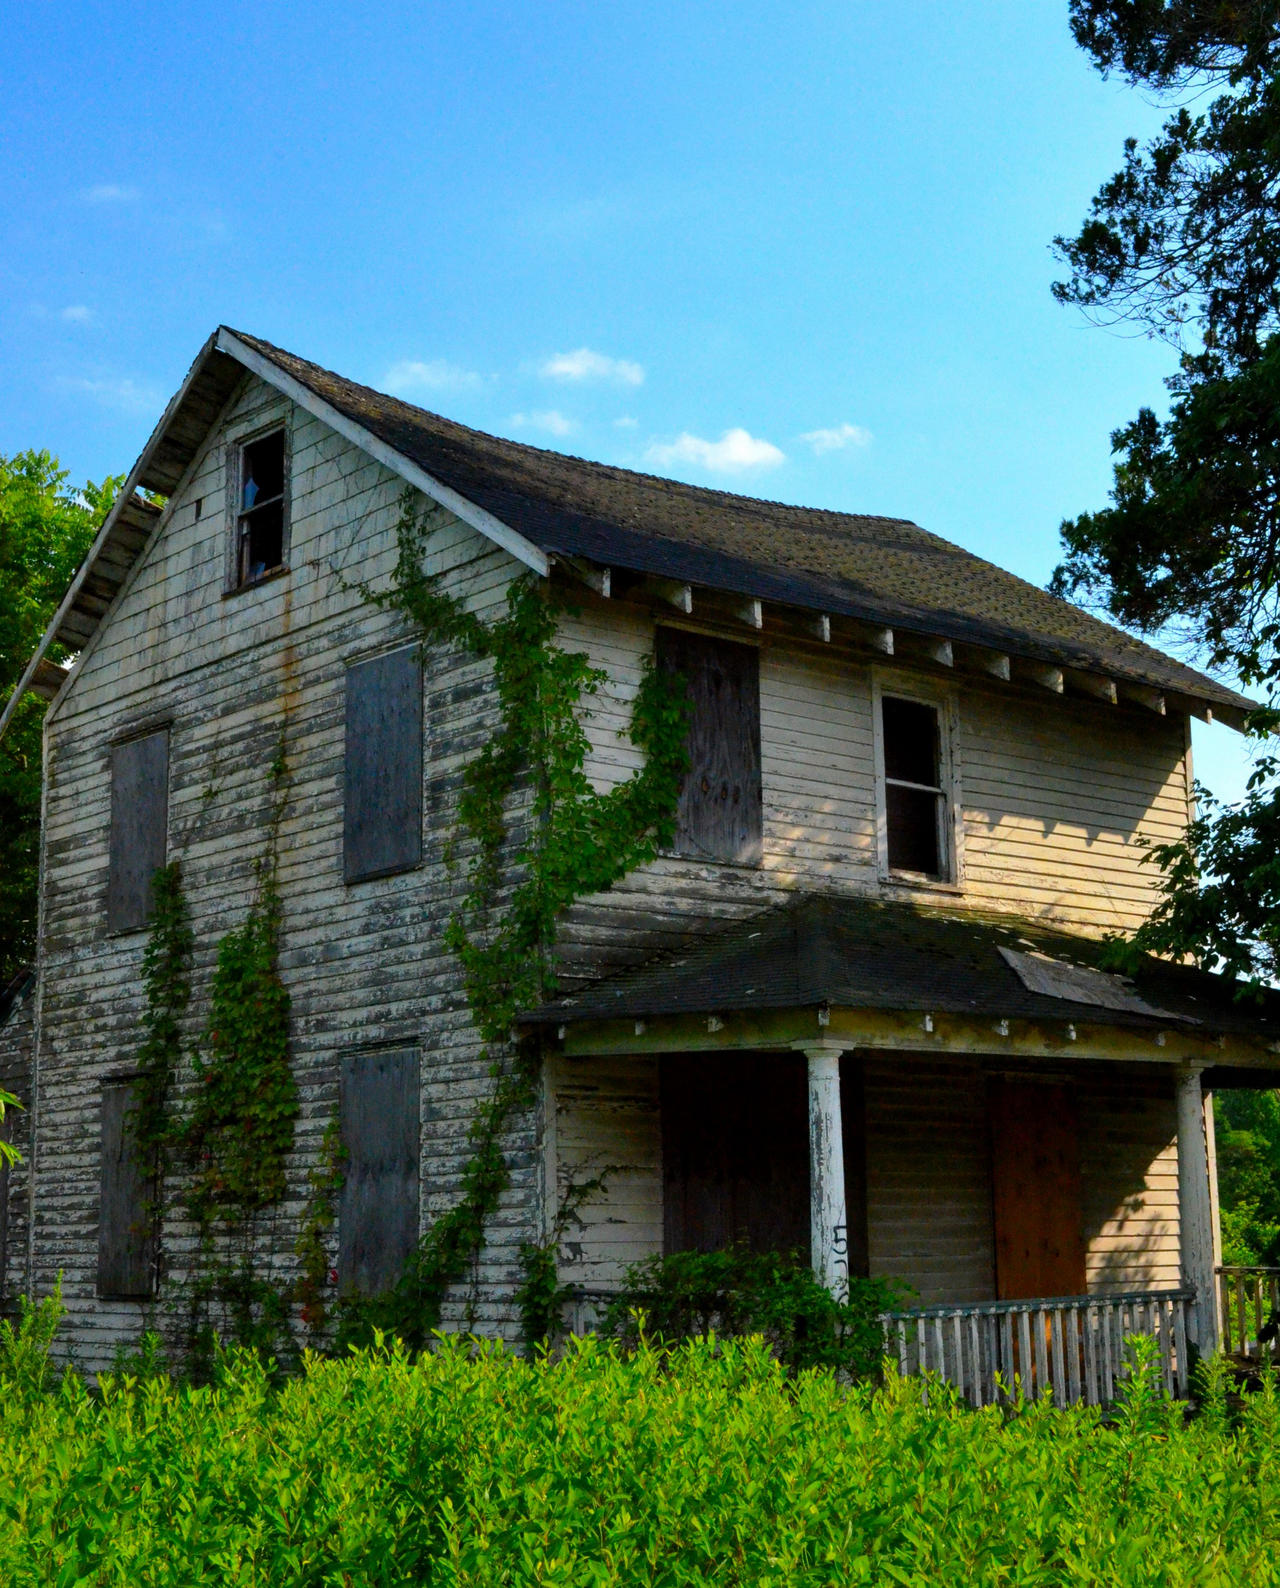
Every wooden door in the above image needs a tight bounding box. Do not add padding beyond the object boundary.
[990,1079,1086,1300]
[661,1054,809,1257]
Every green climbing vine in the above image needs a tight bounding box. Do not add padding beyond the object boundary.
[293,1117,346,1344]
[516,1165,619,1353]
[129,861,193,1285]
[127,746,300,1370]
[124,489,688,1365]
[340,492,691,1347]
[181,745,297,1367]
[366,493,691,1047]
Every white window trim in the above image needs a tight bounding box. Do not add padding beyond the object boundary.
[224,414,292,594]
[870,671,964,890]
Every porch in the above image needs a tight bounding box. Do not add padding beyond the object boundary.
[524,895,1280,1401]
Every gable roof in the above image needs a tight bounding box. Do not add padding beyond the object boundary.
[0,326,1252,739]
[226,331,1252,723]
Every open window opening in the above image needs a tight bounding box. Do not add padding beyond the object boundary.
[234,429,287,586]
[880,693,950,880]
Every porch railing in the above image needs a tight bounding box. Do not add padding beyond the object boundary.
[879,1288,1196,1406]
[1217,1266,1280,1358]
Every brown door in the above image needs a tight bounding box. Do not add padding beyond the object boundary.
[990,1079,1086,1300]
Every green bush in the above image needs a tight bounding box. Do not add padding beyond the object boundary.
[600,1246,903,1379]
[5,1303,1280,1583]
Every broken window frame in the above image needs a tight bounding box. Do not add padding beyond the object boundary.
[872,676,961,886]
[227,421,291,591]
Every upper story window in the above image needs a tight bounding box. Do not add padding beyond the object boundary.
[656,626,762,865]
[876,689,956,883]
[105,729,169,932]
[233,428,288,587]
[344,646,424,883]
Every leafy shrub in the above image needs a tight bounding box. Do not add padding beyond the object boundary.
[3,1323,1280,1583]
[0,1281,64,1400]
[600,1246,904,1379]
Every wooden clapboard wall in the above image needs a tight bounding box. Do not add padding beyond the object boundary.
[551,600,1191,988]
[0,978,34,1306]
[30,373,537,1368]
[550,1052,1181,1308]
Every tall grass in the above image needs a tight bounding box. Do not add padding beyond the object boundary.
[2,1301,1279,1584]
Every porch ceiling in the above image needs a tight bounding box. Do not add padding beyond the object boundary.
[523,894,1280,1069]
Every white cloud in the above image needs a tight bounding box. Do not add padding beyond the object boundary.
[510,409,578,437]
[60,305,91,324]
[81,183,139,203]
[800,422,872,455]
[646,428,785,474]
[613,415,639,430]
[54,373,161,413]
[382,359,483,396]
[540,347,644,386]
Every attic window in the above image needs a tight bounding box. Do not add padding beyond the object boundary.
[878,693,952,881]
[233,429,288,587]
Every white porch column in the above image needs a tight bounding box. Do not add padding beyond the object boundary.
[1176,1064,1219,1352]
[803,1047,848,1302]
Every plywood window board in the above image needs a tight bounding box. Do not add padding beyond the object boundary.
[656,627,762,865]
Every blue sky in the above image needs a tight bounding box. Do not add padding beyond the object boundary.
[0,0,1253,800]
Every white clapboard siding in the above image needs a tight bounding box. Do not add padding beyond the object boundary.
[547,1054,662,1292]
[548,1051,1184,1312]
[30,376,540,1368]
[552,600,1192,989]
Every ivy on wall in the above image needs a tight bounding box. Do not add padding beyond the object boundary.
[128,490,688,1362]
[337,493,690,1346]
[130,861,193,1287]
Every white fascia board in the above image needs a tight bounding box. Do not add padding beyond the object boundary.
[0,332,225,744]
[216,329,549,578]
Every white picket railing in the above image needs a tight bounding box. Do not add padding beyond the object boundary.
[879,1288,1197,1406]
[1218,1266,1280,1358]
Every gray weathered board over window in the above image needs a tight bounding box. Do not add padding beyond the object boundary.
[656,627,762,864]
[337,1049,420,1294]
[105,731,169,932]
[0,1112,9,1304]
[343,648,423,883]
[97,1080,155,1299]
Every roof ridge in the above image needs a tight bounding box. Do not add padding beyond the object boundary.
[223,327,923,526]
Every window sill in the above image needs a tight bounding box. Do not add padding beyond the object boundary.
[223,564,290,598]
[879,870,964,895]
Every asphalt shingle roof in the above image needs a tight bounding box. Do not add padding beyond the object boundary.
[235,329,1251,715]
[523,893,1280,1040]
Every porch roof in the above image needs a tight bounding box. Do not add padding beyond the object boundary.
[524,894,1280,1054]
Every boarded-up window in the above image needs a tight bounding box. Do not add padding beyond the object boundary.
[656,628,762,864]
[661,1053,809,1256]
[97,1080,155,1299]
[337,1049,420,1294]
[0,1104,10,1303]
[106,731,169,932]
[344,649,423,883]
[880,695,948,879]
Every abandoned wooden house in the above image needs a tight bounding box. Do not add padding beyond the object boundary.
[2,325,1278,1400]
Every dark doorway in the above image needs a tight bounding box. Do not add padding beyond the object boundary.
[990,1078,1087,1299]
[662,1053,810,1257]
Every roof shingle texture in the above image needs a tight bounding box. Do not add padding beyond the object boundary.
[232,329,1247,711]
[524,893,1280,1039]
